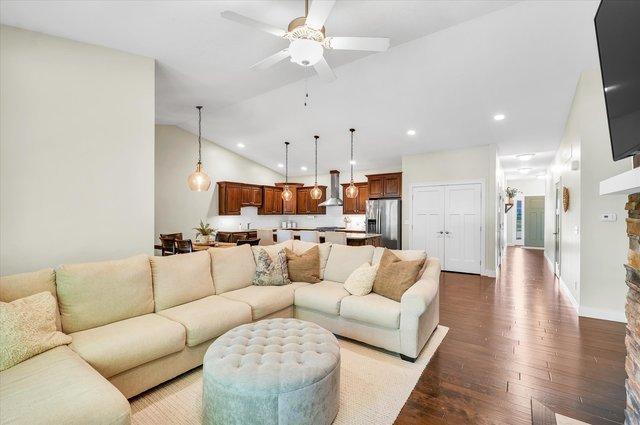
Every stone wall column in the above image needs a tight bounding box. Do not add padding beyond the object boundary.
[625,192,640,424]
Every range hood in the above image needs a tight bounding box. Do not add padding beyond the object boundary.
[318,170,343,207]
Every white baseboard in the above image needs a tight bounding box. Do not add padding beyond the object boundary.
[558,276,579,312]
[543,252,554,272]
[482,268,496,278]
[523,246,544,250]
[579,306,627,323]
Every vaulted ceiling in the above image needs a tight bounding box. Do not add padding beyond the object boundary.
[1,1,601,176]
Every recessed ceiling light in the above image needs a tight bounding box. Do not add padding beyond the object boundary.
[516,153,535,161]
[300,166,308,171]
[406,129,416,136]
[518,167,532,174]
[493,114,506,121]
[237,143,245,148]
[277,163,284,168]
[536,174,546,180]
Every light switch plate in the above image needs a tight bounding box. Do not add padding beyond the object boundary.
[600,213,617,222]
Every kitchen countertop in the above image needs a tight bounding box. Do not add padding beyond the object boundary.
[217,228,369,234]
[275,230,381,240]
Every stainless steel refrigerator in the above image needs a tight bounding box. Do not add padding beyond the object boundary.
[366,199,402,249]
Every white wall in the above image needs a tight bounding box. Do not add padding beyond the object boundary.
[402,144,498,275]
[506,178,546,245]
[155,125,285,239]
[543,69,631,322]
[0,26,155,275]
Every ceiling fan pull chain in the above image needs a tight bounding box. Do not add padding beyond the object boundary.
[304,66,310,107]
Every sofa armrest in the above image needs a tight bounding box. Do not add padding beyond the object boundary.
[400,258,440,316]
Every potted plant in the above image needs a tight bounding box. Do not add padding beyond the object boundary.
[505,187,518,205]
[193,220,216,243]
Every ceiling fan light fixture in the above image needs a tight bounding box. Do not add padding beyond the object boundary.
[289,39,323,66]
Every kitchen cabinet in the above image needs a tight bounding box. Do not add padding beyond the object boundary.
[296,186,327,214]
[366,172,402,199]
[341,182,369,214]
[259,186,284,215]
[216,230,258,243]
[241,184,263,207]
[275,183,303,214]
[218,182,243,215]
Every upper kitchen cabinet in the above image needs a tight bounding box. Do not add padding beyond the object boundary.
[218,181,243,215]
[341,182,369,214]
[275,183,303,215]
[366,172,402,199]
[296,186,327,214]
[241,184,263,207]
[259,186,284,215]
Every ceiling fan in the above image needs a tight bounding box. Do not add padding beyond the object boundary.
[221,0,390,82]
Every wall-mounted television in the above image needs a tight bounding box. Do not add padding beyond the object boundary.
[594,0,640,161]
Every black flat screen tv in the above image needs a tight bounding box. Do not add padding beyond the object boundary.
[594,0,640,161]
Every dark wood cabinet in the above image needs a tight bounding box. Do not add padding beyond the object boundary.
[216,230,257,243]
[241,184,263,207]
[341,182,369,214]
[218,182,243,215]
[296,186,327,215]
[366,172,402,199]
[275,183,303,214]
[259,186,284,215]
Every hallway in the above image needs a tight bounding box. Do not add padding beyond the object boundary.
[396,247,627,424]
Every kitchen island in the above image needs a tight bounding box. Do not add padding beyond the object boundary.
[214,229,382,247]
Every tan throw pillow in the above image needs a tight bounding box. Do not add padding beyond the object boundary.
[372,249,426,302]
[285,246,321,283]
[0,292,72,371]
[252,248,290,286]
[344,262,379,296]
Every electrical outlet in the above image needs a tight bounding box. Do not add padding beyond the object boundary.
[600,213,617,222]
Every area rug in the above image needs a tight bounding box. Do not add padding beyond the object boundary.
[130,325,448,425]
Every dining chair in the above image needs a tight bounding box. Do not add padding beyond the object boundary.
[323,231,347,245]
[160,233,183,240]
[160,237,177,256]
[257,229,275,246]
[174,239,194,254]
[237,238,260,246]
[276,229,294,242]
[216,233,230,242]
[299,230,320,243]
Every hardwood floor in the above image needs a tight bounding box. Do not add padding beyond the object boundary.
[396,247,627,425]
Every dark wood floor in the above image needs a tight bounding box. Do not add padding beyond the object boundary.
[395,247,627,425]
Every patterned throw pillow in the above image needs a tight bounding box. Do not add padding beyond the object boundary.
[372,249,426,302]
[252,248,291,286]
[0,292,72,371]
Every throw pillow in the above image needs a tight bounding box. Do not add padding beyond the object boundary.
[285,246,321,283]
[0,292,72,371]
[372,249,426,302]
[344,262,379,296]
[252,248,291,286]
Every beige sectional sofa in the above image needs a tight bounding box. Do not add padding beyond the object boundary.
[0,240,440,425]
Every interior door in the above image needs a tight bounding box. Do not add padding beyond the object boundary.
[411,186,445,261]
[554,182,561,275]
[443,184,482,274]
[524,196,545,247]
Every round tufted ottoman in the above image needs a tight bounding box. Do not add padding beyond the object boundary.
[202,318,340,425]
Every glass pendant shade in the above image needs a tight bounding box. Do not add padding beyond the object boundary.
[187,162,212,191]
[310,185,323,200]
[282,185,293,202]
[345,182,359,199]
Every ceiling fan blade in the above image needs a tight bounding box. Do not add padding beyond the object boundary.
[305,0,336,30]
[327,37,390,52]
[250,49,291,70]
[220,11,286,37]
[313,57,336,82]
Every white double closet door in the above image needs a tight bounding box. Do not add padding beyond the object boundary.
[411,183,482,274]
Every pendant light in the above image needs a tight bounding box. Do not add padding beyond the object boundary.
[345,128,358,199]
[187,106,212,191]
[281,142,293,202]
[310,135,323,200]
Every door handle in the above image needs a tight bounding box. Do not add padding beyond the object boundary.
[437,231,444,234]
[444,231,450,235]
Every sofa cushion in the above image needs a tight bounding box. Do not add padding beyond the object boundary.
[257,241,293,260]
[69,313,185,378]
[0,346,130,425]
[0,268,61,330]
[372,247,426,264]
[151,251,215,311]
[323,245,374,283]
[158,295,252,347]
[209,245,256,294]
[220,285,296,320]
[343,263,379,296]
[251,248,291,286]
[294,280,350,315]
[56,254,154,333]
[1,292,71,371]
[285,246,321,283]
[340,293,401,329]
[292,240,332,279]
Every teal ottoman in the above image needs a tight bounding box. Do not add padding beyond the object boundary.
[202,318,340,425]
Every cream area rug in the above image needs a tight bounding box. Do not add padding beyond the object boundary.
[131,325,448,425]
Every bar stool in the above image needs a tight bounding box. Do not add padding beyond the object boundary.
[299,230,320,243]
[324,231,347,245]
